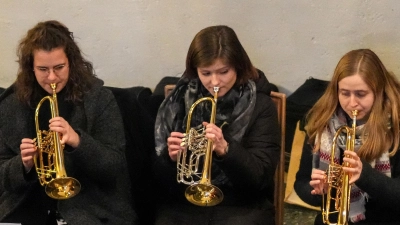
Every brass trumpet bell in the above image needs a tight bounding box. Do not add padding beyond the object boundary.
[185,183,223,206]
[46,177,81,199]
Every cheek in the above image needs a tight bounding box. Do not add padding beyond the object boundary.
[57,82,67,91]
[61,71,70,81]
[338,96,346,107]
[225,73,236,86]
[364,101,374,113]
[34,74,41,82]
[362,96,375,110]
[198,76,208,85]
[59,73,70,85]
[35,77,46,87]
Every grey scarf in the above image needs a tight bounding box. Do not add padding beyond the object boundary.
[154,77,256,185]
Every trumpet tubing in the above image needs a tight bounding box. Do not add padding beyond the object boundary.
[176,86,224,206]
[34,83,81,200]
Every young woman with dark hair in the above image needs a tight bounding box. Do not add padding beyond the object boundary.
[0,20,137,225]
[153,25,280,225]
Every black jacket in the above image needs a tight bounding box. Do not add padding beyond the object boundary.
[153,71,280,209]
[0,79,137,224]
[295,136,400,224]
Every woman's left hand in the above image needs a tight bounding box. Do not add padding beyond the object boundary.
[203,122,228,157]
[342,150,363,184]
[49,117,80,148]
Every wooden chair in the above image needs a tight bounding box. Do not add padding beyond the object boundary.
[270,91,286,225]
[164,84,176,97]
[164,85,286,225]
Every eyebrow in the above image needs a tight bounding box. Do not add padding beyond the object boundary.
[198,66,230,72]
[339,88,369,93]
[35,63,66,68]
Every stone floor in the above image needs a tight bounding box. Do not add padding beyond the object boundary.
[283,203,318,225]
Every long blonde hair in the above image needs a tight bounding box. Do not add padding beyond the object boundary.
[306,49,400,162]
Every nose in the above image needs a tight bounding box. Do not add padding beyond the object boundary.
[211,74,220,86]
[47,69,57,81]
[349,94,358,107]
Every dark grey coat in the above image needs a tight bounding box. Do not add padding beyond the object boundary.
[0,79,137,224]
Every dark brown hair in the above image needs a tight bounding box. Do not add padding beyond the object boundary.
[15,20,96,106]
[183,25,258,85]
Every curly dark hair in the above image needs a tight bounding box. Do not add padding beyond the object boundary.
[15,20,96,106]
[184,25,258,85]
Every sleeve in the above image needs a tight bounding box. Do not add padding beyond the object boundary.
[294,137,322,207]
[64,88,126,183]
[151,95,184,201]
[0,96,38,194]
[216,94,280,191]
[355,151,400,206]
[0,130,36,193]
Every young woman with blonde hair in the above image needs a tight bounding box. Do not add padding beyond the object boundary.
[295,49,400,224]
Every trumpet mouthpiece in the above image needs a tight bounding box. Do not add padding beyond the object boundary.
[213,87,219,93]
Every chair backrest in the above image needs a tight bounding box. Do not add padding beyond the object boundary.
[164,84,176,97]
[270,91,286,225]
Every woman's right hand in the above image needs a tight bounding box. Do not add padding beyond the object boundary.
[20,138,37,172]
[167,132,185,162]
[310,168,327,195]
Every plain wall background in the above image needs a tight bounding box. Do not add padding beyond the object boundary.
[1,1,400,95]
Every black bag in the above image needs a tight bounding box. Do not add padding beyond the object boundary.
[285,77,329,171]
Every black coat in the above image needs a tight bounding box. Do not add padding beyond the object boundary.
[0,79,137,224]
[295,136,400,224]
[153,72,280,224]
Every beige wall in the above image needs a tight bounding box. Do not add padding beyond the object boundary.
[1,1,400,95]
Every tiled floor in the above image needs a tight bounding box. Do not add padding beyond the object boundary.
[284,203,318,225]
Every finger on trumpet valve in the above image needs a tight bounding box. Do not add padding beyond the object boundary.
[180,137,187,147]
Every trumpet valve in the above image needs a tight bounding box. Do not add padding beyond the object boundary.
[180,141,187,147]
[326,164,343,188]
[181,134,188,147]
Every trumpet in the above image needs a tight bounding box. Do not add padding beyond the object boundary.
[33,83,81,199]
[322,110,358,225]
[176,87,224,206]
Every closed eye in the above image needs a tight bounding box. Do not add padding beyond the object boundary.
[54,64,65,71]
[219,70,229,74]
[200,71,211,76]
[355,91,368,98]
[340,90,350,97]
